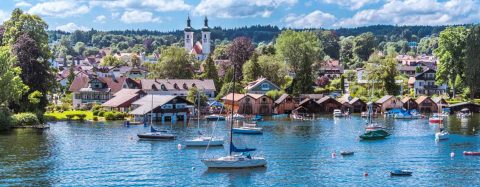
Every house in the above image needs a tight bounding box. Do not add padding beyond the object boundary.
[433,97,449,112]
[293,98,321,114]
[69,74,140,109]
[414,69,447,96]
[141,79,216,98]
[401,97,418,110]
[222,93,274,115]
[318,60,344,79]
[245,77,280,94]
[274,94,297,114]
[184,16,211,61]
[337,97,352,112]
[348,97,367,113]
[375,95,403,113]
[129,95,193,123]
[415,96,438,113]
[102,89,146,112]
[397,65,427,77]
[316,96,343,113]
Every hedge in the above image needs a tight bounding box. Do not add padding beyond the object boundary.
[12,113,39,126]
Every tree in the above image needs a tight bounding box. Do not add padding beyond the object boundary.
[275,30,322,95]
[365,56,400,95]
[318,30,340,59]
[353,32,375,61]
[213,43,229,60]
[150,46,193,79]
[100,55,126,66]
[67,65,75,87]
[130,54,141,67]
[0,26,5,46]
[434,26,467,98]
[242,53,261,83]
[340,36,354,67]
[83,47,100,56]
[186,87,208,107]
[74,42,86,56]
[227,37,255,81]
[201,54,220,91]
[315,76,330,87]
[464,25,480,99]
[257,55,287,87]
[0,46,28,106]
[265,90,285,100]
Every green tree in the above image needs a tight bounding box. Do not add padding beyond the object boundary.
[201,54,220,91]
[353,32,375,61]
[0,46,28,106]
[74,42,86,56]
[265,90,285,100]
[213,43,229,60]
[242,53,261,83]
[340,36,355,67]
[100,55,126,66]
[258,55,287,87]
[227,37,255,81]
[130,54,141,67]
[275,30,322,95]
[186,87,208,107]
[365,55,400,95]
[434,26,467,98]
[67,65,75,87]
[318,30,340,59]
[464,25,480,99]
[150,46,193,79]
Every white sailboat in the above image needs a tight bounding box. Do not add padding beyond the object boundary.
[185,91,224,147]
[137,94,176,140]
[201,64,266,169]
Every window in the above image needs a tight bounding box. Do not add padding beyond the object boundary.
[419,82,423,86]
[204,34,206,38]
[186,35,189,39]
[162,104,173,109]
[261,83,269,90]
[176,104,186,109]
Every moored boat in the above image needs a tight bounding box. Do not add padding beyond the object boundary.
[340,151,354,156]
[232,127,263,134]
[137,127,176,140]
[390,170,413,176]
[463,151,480,156]
[429,114,443,123]
[205,115,226,121]
[333,109,343,117]
[185,136,224,146]
[359,129,390,140]
[435,131,449,141]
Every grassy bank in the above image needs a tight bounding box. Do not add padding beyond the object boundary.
[44,110,94,121]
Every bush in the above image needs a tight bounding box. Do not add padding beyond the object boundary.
[92,110,99,116]
[98,111,105,117]
[104,112,115,120]
[77,114,87,121]
[43,114,56,122]
[0,108,12,131]
[65,114,75,120]
[93,116,98,121]
[12,113,39,127]
[114,112,126,120]
[104,111,126,121]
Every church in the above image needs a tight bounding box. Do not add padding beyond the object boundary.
[184,16,211,61]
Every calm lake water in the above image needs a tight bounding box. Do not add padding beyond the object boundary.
[1,114,480,186]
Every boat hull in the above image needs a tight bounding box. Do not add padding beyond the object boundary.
[137,133,175,140]
[232,128,263,134]
[463,151,480,156]
[205,115,226,121]
[202,157,267,168]
[185,139,224,147]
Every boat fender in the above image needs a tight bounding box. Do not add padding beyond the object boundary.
[177,144,182,150]
[364,172,368,177]
[450,152,455,158]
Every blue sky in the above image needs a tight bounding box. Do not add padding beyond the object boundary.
[1,0,479,32]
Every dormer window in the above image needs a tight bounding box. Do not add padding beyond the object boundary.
[174,83,179,89]
[183,83,188,89]
[261,83,269,90]
[151,84,158,91]
[161,84,167,91]
[192,83,196,88]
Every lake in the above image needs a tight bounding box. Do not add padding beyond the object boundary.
[1,114,480,186]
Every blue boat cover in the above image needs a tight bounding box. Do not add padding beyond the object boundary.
[208,101,223,107]
[230,142,256,152]
[151,126,160,132]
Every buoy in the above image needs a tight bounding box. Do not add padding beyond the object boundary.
[192,167,195,170]
[177,144,182,150]
[364,172,368,177]
[331,152,336,158]
[450,152,455,158]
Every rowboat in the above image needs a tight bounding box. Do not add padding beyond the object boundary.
[340,151,354,156]
[390,170,413,176]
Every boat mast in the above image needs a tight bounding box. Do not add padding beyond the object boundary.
[150,94,153,125]
[197,89,200,130]
[229,64,236,156]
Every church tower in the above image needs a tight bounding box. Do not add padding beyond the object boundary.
[201,16,211,55]
[184,16,194,52]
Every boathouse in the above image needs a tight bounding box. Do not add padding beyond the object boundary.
[401,97,418,110]
[375,95,403,113]
[294,98,321,114]
[102,89,146,112]
[274,94,297,114]
[448,102,480,113]
[416,96,438,113]
[316,96,343,113]
[129,95,193,123]
[433,97,449,112]
[348,97,367,113]
[222,93,274,115]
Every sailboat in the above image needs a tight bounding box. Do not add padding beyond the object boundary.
[201,65,266,169]
[137,94,176,140]
[360,81,389,140]
[184,91,224,147]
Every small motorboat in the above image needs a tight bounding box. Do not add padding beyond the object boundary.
[340,151,354,156]
[390,170,413,176]
[184,136,224,147]
[137,126,176,140]
[232,127,263,134]
[251,115,263,121]
[463,151,480,156]
[228,114,245,120]
[243,121,258,127]
[365,122,384,132]
[333,109,343,117]
[429,114,443,123]
[205,115,226,121]
[359,129,390,140]
[457,108,472,117]
[435,131,449,141]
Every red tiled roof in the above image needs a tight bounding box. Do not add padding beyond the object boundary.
[68,74,129,93]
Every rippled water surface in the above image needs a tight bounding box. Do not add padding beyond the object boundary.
[1,114,480,186]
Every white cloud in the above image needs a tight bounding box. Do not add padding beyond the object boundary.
[284,10,336,28]
[90,0,190,12]
[15,1,32,8]
[120,10,161,24]
[194,0,297,18]
[336,0,480,27]
[95,15,107,23]
[28,1,90,17]
[111,12,120,19]
[0,10,9,24]
[321,0,380,10]
[55,23,89,32]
